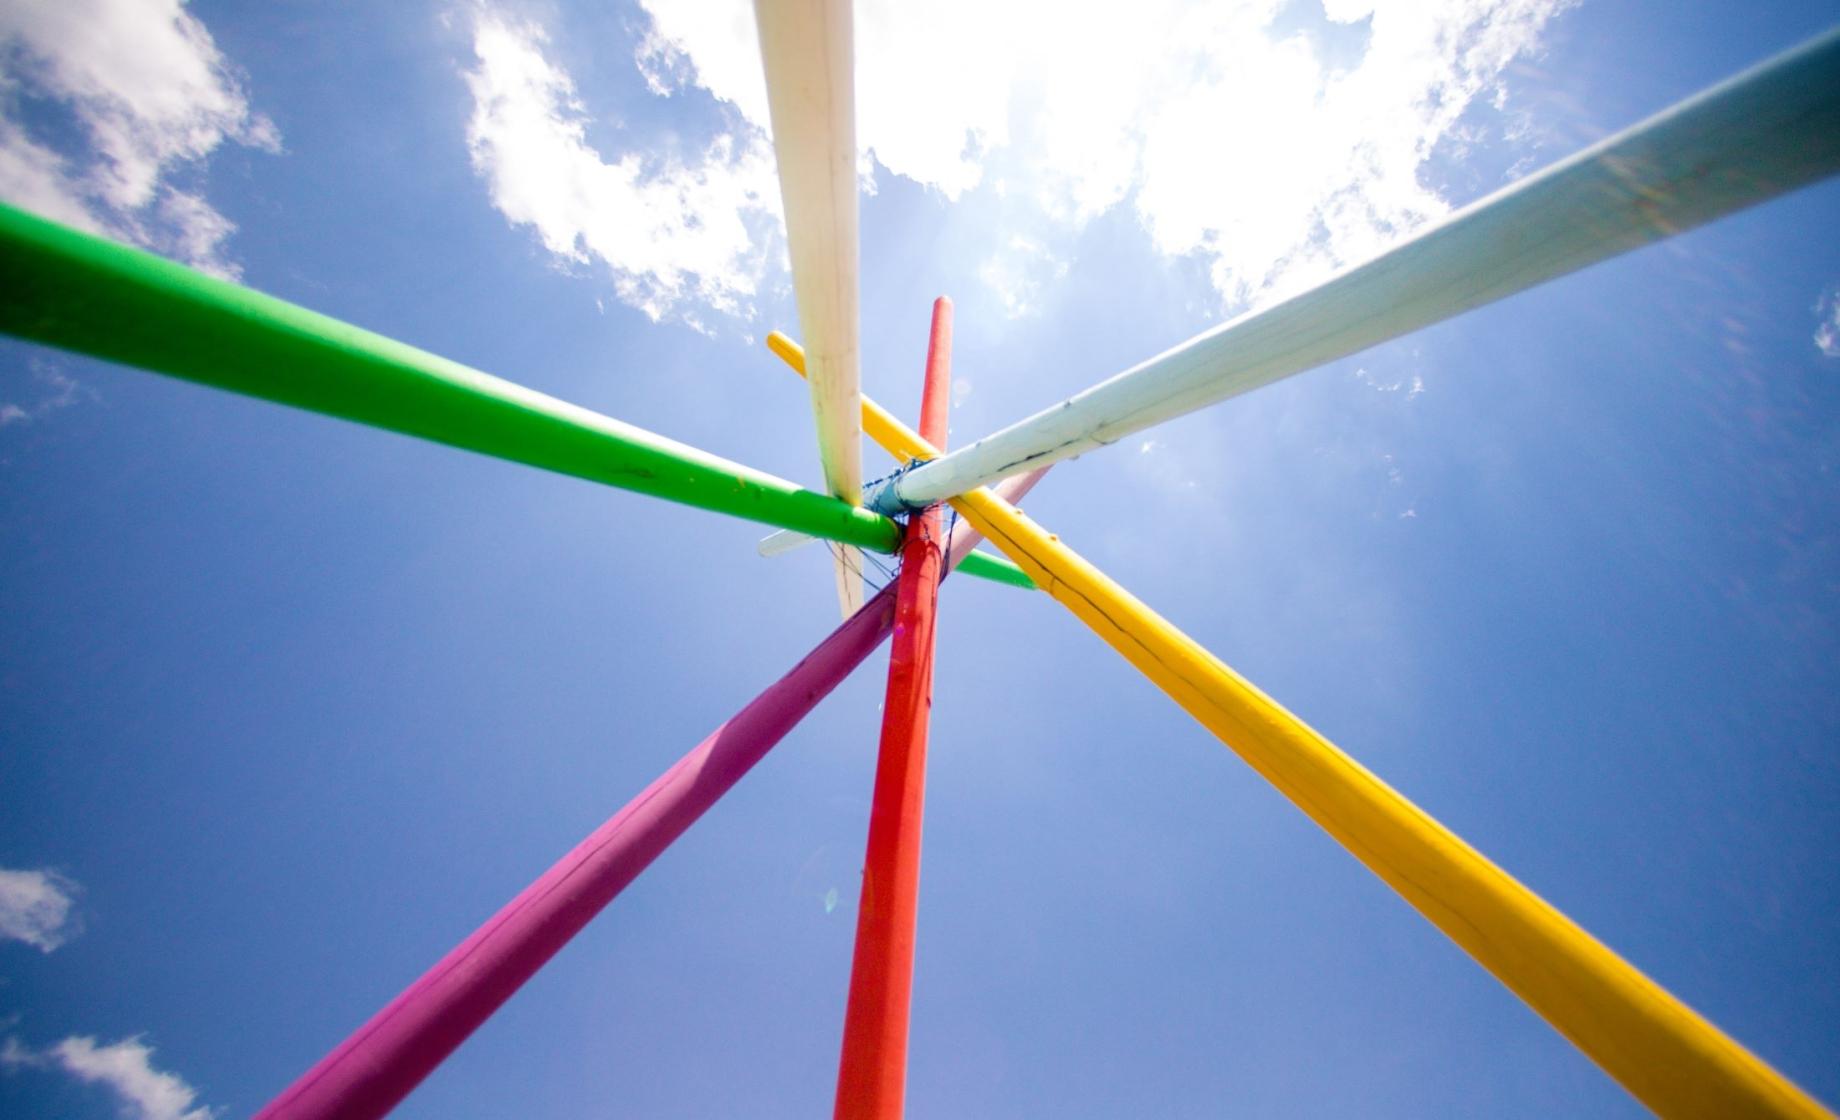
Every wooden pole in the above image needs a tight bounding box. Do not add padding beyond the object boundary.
[769,332,1836,1120]
[253,436,1016,1120]
[833,297,953,1118]
[872,29,1840,513]
[0,202,893,554]
[0,203,1017,591]
[753,0,866,615]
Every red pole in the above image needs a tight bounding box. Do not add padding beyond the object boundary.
[833,297,953,1118]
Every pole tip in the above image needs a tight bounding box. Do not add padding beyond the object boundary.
[764,330,806,376]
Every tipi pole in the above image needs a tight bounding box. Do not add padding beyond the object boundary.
[752,0,868,616]
[870,29,1840,513]
[768,333,1835,1120]
[832,297,954,1118]
[255,466,1019,1120]
[0,202,886,556]
[253,590,897,1120]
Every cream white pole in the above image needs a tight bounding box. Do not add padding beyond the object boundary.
[755,0,866,614]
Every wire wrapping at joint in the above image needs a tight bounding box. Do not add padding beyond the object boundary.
[865,458,927,516]
[862,460,951,586]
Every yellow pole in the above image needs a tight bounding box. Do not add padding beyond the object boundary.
[767,330,1832,1120]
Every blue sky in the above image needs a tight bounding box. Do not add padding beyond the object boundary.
[2,1,1838,1117]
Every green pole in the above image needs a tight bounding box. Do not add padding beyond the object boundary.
[954,549,1033,589]
[0,202,919,556]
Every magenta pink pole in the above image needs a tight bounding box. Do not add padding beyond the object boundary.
[255,502,1029,1120]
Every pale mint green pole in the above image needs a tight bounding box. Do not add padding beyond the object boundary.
[876,27,1840,512]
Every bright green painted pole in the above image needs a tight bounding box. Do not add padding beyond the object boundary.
[954,549,1034,589]
[0,202,920,556]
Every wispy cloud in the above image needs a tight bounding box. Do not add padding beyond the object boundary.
[637,0,1575,315]
[0,867,80,952]
[1,360,93,430]
[3,1035,213,1120]
[462,10,781,330]
[1376,451,1420,521]
[978,235,1069,319]
[1815,286,1840,359]
[0,0,279,279]
[1353,366,1425,399]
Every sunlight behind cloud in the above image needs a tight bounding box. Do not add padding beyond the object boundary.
[979,234,1069,319]
[638,0,1574,314]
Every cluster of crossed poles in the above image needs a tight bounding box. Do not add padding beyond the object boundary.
[1,8,1837,1119]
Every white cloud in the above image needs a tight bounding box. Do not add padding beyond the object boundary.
[635,3,768,123]
[636,0,1573,314]
[1,360,92,430]
[0,867,80,952]
[1323,0,1380,20]
[463,11,782,328]
[1352,365,1424,398]
[978,235,1069,319]
[4,1035,213,1120]
[0,119,101,233]
[1816,287,1840,359]
[0,0,279,279]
